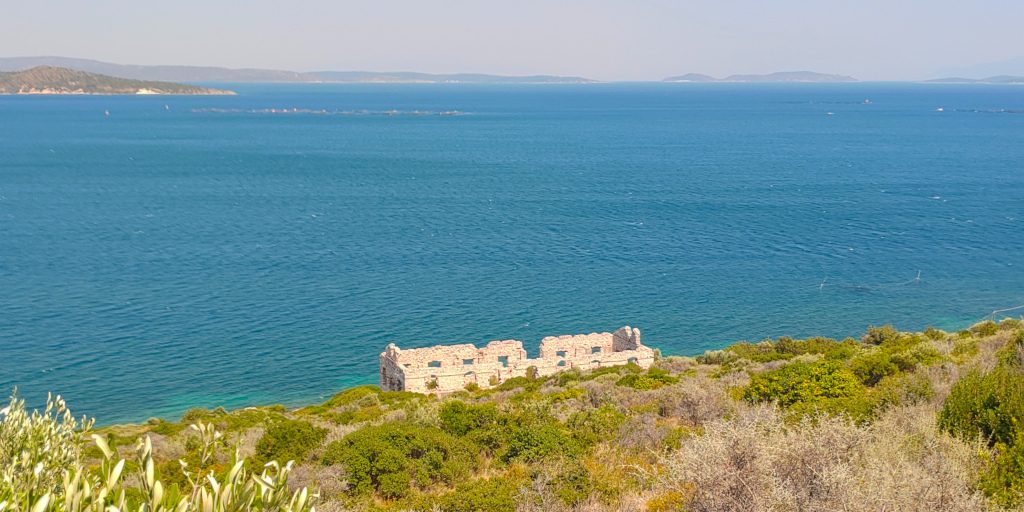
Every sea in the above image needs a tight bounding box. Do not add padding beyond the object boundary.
[1,82,1022,425]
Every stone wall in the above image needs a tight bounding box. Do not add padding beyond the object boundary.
[379,326,655,394]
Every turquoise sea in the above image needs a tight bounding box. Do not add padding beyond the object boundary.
[1,83,1022,424]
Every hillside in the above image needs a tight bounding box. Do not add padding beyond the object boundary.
[310,71,598,83]
[665,71,858,82]
[0,57,599,84]
[0,66,234,94]
[6,318,1024,511]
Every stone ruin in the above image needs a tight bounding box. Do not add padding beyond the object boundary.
[379,326,654,394]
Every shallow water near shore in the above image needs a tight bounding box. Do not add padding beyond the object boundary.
[1,82,1022,424]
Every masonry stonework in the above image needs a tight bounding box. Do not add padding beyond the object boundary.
[379,326,654,393]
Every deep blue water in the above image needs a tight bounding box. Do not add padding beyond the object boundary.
[1,83,1023,424]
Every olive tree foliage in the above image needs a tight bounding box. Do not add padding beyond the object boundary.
[0,393,317,512]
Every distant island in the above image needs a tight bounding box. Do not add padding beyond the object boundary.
[922,75,1024,84]
[0,57,597,84]
[663,71,858,82]
[308,71,597,84]
[0,66,234,95]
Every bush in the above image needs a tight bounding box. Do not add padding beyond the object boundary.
[567,405,625,446]
[252,419,327,467]
[775,336,842,356]
[979,430,1024,507]
[440,401,497,436]
[862,324,900,345]
[696,350,736,365]
[417,476,520,512]
[497,376,540,392]
[615,368,679,390]
[320,422,477,496]
[924,326,947,340]
[743,361,863,407]
[996,330,1024,367]
[848,353,899,386]
[503,423,577,463]
[0,394,316,512]
[939,366,1024,448]
[971,320,1000,337]
[1001,318,1024,331]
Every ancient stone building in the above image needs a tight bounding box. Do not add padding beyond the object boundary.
[379,326,654,393]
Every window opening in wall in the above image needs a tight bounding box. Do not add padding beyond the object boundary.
[556,350,566,357]
[628,357,637,364]
[591,347,601,354]
[498,356,508,367]
[428,361,441,368]
[463,359,474,365]
[465,371,474,376]
[591,360,600,365]
[404,364,410,367]
[557,360,566,367]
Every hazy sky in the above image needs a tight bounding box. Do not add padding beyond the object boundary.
[3,0,1023,80]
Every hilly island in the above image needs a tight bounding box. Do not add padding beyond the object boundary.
[0,66,234,95]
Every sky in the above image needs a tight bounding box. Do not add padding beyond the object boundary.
[3,0,1023,81]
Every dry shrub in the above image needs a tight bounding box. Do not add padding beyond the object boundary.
[656,356,695,375]
[975,330,1017,372]
[653,402,993,511]
[232,427,264,460]
[650,377,732,427]
[287,462,350,496]
[617,413,669,450]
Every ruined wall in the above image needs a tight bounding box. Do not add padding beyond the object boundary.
[379,326,655,394]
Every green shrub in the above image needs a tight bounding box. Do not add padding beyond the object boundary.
[862,324,900,345]
[848,353,899,386]
[979,430,1024,507]
[743,360,863,407]
[615,368,679,390]
[497,376,540,392]
[321,422,477,496]
[696,350,736,365]
[583,363,643,381]
[557,372,581,386]
[924,326,947,340]
[939,366,1024,447]
[971,320,1001,337]
[775,336,842,356]
[547,388,585,403]
[252,419,327,467]
[824,345,858,360]
[147,419,186,436]
[953,337,979,358]
[567,405,625,446]
[465,382,481,392]
[889,344,942,369]
[503,423,577,463]
[322,408,383,425]
[726,340,775,359]
[181,407,209,423]
[1001,318,1024,331]
[415,476,520,512]
[555,461,594,506]
[748,352,795,363]
[440,401,497,436]
[996,330,1024,367]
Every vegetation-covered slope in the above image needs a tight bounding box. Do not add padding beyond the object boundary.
[4,319,1024,511]
[0,66,234,95]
